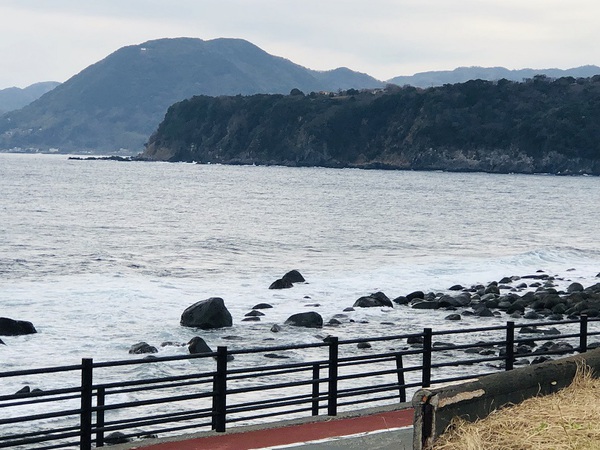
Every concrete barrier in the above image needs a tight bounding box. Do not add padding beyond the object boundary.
[412,348,600,449]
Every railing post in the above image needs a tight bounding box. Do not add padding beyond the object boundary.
[311,363,320,416]
[505,321,515,371]
[327,336,339,416]
[580,314,588,353]
[80,358,93,450]
[396,353,406,403]
[422,328,432,388]
[95,386,105,447]
[213,347,228,432]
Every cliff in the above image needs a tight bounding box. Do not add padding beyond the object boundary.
[142,76,600,175]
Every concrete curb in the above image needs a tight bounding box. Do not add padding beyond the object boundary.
[412,348,600,449]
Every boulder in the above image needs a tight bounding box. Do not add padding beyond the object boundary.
[129,342,158,354]
[406,291,425,301]
[245,310,265,317]
[284,312,323,328]
[353,292,393,308]
[282,270,305,283]
[104,432,129,445]
[567,282,584,293]
[180,297,233,329]
[270,324,282,333]
[0,317,37,336]
[252,303,273,309]
[411,301,440,310]
[187,336,212,354]
[445,314,462,321]
[269,278,293,289]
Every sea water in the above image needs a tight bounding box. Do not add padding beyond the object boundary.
[1,152,599,393]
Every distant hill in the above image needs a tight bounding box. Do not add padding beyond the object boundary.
[387,65,600,88]
[142,76,600,175]
[0,38,383,154]
[0,82,60,115]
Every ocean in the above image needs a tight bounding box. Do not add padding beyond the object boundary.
[1,152,599,388]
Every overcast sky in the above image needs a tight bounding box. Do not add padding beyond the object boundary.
[1,0,599,89]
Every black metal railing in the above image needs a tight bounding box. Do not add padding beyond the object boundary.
[1,316,598,449]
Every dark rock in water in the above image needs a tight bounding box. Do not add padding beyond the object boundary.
[264,353,290,359]
[187,336,212,354]
[328,318,342,325]
[104,432,129,445]
[15,386,32,395]
[270,324,282,333]
[180,297,233,329]
[475,307,494,317]
[245,310,265,317]
[0,338,4,345]
[445,314,461,321]
[129,342,158,354]
[353,292,393,308]
[407,336,424,345]
[412,301,439,310]
[242,317,261,322]
[484,284,500,295]
[269,278,293,289]
[448,284,464,291]
[357,342,372,349]
[523,311,542,320]
[0,317,37,336]
[567,282,584,293]
[392,296,409,305]
[285,312,323,328]
[282,270,305,283]
[531,356,552,365]
[252,303,273,309]
[343,307,355,312]
[406,291,425,301]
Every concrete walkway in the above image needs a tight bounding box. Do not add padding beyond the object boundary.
[115,407,414,450]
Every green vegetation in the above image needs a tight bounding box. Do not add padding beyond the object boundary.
[143,76,600,175]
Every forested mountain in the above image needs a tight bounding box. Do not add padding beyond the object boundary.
[387,65,600,88]
[0,38,382,153]
[142,75,600,175]
[0,82,60,115]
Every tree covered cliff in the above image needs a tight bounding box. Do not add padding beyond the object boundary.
[142,75,600,175]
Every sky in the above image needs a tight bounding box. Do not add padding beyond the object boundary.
[1,0,599,89]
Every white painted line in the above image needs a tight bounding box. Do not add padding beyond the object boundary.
[248,425,413,449]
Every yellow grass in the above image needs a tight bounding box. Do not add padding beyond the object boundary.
[432,364,600,450]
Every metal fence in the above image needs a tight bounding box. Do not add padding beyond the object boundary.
[1,316,598,449]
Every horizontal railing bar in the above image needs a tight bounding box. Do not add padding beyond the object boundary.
[226,359,329,377]
[97,411,214,433]
[99,377,214,397]
[0,407,81,426]
[0,364,83,379]
[94,371,215,391]
[227,392,322,411]
[0,386,81,403]
[226,405,314,423]
[226,378,318,396]
[95,391,213,413]
[0,422,79,441]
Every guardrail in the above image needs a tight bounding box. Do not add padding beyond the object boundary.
[1,316,598,449]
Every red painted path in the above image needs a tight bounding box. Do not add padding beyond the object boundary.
[132,408,413,450]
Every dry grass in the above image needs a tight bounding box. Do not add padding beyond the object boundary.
[432,364,600,450]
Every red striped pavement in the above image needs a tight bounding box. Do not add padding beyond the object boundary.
[131,408,414,450]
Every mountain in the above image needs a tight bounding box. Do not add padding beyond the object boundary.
[0,82,60,115]
[387,65,600,88]
[141,76,600,175]
[0,38,383,154]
